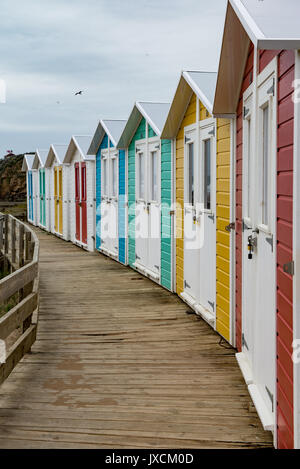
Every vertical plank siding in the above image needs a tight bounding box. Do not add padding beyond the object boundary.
[95,135,109,251]
[161,139,172,290]
[118,149,126,264]
[235,45,254,352]
[176,94,196,295]
[128,118,146,267]
[216,119,231,341]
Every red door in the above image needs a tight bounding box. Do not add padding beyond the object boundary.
[81,163,87,244]
[75,163,80,241]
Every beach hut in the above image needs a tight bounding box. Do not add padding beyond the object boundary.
[32,149,51,232]
[213,0,300,448]
[161,71,235,344]
[117,102,174,291]
[87,120,127,263]
[45,144,69,240]
[22,154,38,226]
[63,136,95,252]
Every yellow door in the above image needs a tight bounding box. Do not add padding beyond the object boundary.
[58,166,63,235]
[54,167,58,232]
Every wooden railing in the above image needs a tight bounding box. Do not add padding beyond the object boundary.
[0,213,39,385]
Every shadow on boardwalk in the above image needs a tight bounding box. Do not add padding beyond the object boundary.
[0,229,273,448]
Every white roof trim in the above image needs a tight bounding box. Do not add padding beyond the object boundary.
[230,0,264,46]
[182,71,214,115]
[101,120,118,147]
[136,102,161,137]
[63,136,94,164]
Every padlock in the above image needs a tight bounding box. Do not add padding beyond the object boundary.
[248,235,253,260]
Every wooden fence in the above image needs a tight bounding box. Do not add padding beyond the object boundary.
[0,214,39,385]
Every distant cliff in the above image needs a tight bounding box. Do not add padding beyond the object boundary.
[0,154,31,201]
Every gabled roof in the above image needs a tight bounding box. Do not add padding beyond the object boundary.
[213,0,300,116]
[161,71,217,140]
[63,135,94,164]
[21,154,35,172]
[117,101,170,149]
[232,0,300,48]
[87,119,127,156]
[32,149,48,170]
[45,144,69,168]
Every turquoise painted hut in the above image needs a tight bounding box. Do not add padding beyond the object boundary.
[117,101,174,291]
[87,120,127,264]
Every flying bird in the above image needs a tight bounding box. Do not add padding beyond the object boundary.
[75,91,83,96]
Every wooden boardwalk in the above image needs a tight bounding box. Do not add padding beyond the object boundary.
[0,230,273,448]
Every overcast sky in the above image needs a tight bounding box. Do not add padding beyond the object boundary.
[0,0,227,157]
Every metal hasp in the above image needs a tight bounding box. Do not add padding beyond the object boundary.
[265,234,273,252]
[225,222,235,232]
[208,213,215,223]
[267,78,275,97]
[283,261,295,276]
[265,386,274,412]
[242,333,249,351]
[243,106,250,119]
[242,219,252,232]
[208,301,215,312]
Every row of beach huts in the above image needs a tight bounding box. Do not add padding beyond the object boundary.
[22,0,300,449]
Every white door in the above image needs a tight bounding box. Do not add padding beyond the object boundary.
[109,150,119,257]
[183,128,200,302]
[148,141,161,276]
[198,123,216,317]
[100,150,110,252]
[242,66,277,418]
[135,143,148,269]
[242,87,256,370]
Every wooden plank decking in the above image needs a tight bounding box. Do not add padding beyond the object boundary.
[0,229,273,448]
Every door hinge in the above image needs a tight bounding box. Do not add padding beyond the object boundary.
[265,386,274,413]
[154,265,160,270]
[267,78,275,97]
[225,222,235,232]
[283,261,295,276]
[184,280,191,289]
[136,147,141,153]
[135,254,141,260]
[208,300,215,312]
[208,127,215,137]
[265,234,274,252]
[208,213,215,223]
[155,145,160,150]
[185,136,191,144]
[242,333,249,351]
[243,106,250,119]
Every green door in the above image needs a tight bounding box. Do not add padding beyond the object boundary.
[42,170,46,226]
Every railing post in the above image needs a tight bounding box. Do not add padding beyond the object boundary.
[3,215,9,274]
[18,224,25,303]
[11,218,16,266]
[23,230,34,333]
